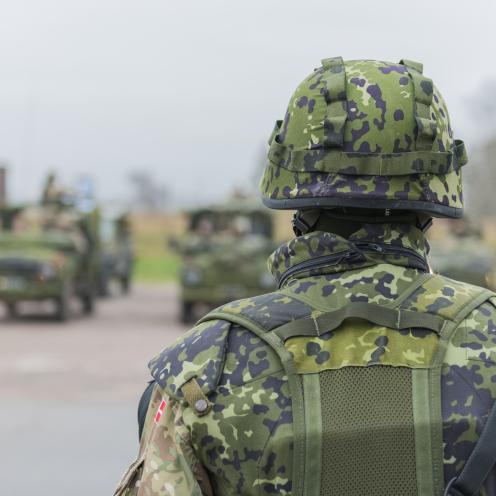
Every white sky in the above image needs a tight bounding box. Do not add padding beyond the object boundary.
[0,0,495,207]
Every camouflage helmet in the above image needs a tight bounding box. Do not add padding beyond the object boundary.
[260,58,468,218]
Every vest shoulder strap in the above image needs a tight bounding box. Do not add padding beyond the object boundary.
[398,274,494,326]
[199,290,315,336]
[203,274,495,343]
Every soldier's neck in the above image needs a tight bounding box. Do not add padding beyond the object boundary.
[310,210,431,239]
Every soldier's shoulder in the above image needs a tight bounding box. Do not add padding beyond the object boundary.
[149,318,232,400]
[211,288,314,331]
[401,272,496,321]
[148,290,303,400]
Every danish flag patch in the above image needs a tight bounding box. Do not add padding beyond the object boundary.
[154,399,167,423]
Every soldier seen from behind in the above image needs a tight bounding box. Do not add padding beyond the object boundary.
[115,58,496,496]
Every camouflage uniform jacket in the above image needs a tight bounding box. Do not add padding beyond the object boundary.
[115,224,496,496]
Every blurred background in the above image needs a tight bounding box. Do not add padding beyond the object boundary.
[1,1,496,494]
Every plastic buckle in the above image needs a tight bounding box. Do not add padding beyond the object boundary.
[292,213,309,237]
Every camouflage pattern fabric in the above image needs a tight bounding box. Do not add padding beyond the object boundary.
[260,59,468,218]
[115,224,496,496]
[114,384,213,496]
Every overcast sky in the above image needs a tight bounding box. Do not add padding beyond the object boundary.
[0,0,495,208]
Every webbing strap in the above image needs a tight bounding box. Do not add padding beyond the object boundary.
[400,59,437,151]
[445,397,496,496]
[321,56,347,148]
[267,125,467,175]
[181,378,212,416]
[274,302,446,341]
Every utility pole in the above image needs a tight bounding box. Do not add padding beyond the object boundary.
[0,164,7,207]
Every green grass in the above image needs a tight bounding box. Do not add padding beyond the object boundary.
[134,254,180,282]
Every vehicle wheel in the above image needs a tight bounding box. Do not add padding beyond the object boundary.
[180,301,194,324]
[98,275,110,298]
[81,292,95,315]
[55,290,70,322]
[120,275,130,295]
[5,302,18,318]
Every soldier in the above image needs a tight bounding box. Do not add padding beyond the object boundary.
[115,58,496,496]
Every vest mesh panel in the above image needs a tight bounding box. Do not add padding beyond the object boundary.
[319,366,417,495]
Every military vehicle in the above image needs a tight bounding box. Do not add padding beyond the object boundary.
[176,199,276,323]
[429,222,496,289]
[0,175,101,321]
[98,213,134,296]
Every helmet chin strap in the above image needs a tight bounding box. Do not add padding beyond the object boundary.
[292,209,433,237]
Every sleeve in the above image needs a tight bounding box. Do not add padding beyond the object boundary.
[114,383,213,496]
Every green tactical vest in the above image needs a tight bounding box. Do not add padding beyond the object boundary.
[149,225,496,496]
[190,273,495,496]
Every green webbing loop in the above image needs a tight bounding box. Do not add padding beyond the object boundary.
[181,378,212,417]
[455,139,468,166]
[268,119,283,145]
[400,59,437,151]
[275,302,447,341]
[400,59,424,74]
[321,56,347,148]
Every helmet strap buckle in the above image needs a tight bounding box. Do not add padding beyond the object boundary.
[292,212,309,237]
[292,210,321,237]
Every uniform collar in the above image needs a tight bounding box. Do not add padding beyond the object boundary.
[269,223,430,288]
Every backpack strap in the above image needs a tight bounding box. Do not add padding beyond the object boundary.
[199,307,309,496]
[445,399,496,496]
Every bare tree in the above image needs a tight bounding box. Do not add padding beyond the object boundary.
[128,170,168,212]
[471,80,496,134]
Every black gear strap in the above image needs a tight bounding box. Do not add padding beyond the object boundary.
[137,380,155,440]
[293,209,433,237]
[445,398,496,496]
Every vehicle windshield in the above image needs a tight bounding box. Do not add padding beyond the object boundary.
[189,211,273,239]
[0,206,86,253]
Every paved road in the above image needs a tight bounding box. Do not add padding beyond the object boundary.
[0,284,186,496]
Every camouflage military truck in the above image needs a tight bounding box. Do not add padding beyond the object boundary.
[429,222,496,289]
[0,202,100,321]
[176,199,276,322]
[98,213,134,296]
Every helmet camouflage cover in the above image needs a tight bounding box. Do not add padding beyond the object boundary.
[260,58,468,218]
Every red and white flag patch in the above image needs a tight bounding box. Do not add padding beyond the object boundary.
[154,399,167,423]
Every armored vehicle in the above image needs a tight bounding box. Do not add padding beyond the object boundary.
[429,227,496,290]
[98,213,134,296]
[177,199,276,322]
[0,203,100,320]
